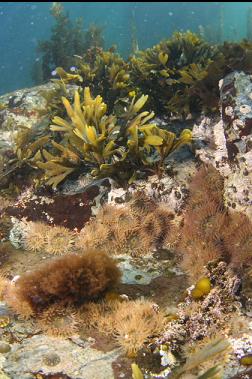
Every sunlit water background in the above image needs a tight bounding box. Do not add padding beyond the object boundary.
[0,2,251,95]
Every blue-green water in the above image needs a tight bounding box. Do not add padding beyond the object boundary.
[0,1,251,95]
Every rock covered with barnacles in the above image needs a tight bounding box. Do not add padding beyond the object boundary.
[155,261,252,379]
[219,71,252,159]
[159,261,241,350]
[193,71,252,221]
[107,158,196,215]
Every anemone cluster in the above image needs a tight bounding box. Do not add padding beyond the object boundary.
[177,165,252,282]
[76,191,175,256]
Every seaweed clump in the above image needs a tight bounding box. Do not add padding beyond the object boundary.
[170,337,231,379]
[44,30,252,120]
[130,32,252,117]
[34,86,192,187]
[69,46,131,109]
[130,31,220,116]
[4,250,121,316]
[33,2,104,83]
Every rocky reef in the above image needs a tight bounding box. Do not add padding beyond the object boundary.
[0,28,252,379]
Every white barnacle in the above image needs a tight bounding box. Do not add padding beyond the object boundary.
[225,106,234,117]
[240,104,251,114]
[219,79,223,89]
[232,119,244,130]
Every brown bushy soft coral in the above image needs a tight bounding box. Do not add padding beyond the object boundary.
[187,165,224,209]
[139,206,175,249]
[4,250,121,316]
[178,165,252,281]
[4,284,35,319]
[0,244,11,267]
[0,271,9,301]
[77,193,175,256]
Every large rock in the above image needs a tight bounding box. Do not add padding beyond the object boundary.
[6,177,113,231]
[0,83,51,153]
[2,335,120,379]
[0,82,78,157]
[193,71,252,220]
[219,71,252,159]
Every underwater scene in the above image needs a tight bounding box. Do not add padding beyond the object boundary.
[0,1,252,378]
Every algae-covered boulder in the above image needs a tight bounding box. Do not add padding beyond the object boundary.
[0,82,78,153]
